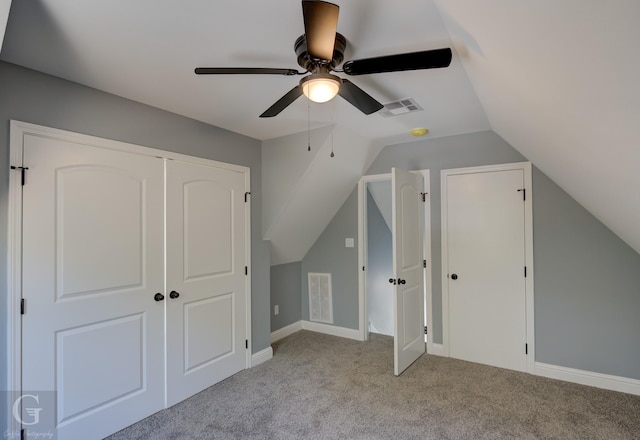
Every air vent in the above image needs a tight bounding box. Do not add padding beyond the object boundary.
[378,98,423,118]
[308,273,333,324]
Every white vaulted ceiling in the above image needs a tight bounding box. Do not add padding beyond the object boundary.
[2,0,639,256]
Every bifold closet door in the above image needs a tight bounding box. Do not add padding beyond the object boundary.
[165,159,248,407]
[21,134,165,439]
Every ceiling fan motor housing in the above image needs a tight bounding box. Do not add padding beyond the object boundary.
[295,33,346,72]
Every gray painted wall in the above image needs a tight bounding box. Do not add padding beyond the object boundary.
[0,62,272,427]
[271,262,302,330]
[532,169,640,379]
[291,129,640,381]
[301,188,359,329]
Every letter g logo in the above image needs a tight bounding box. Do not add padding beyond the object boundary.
[12,394,43,426]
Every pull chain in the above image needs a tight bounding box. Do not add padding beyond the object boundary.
[307,99,311,152]
[330,99,335,158]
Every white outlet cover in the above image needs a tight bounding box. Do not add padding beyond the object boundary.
[345,238,354,248]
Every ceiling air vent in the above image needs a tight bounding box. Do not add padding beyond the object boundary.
[378,98,423,118]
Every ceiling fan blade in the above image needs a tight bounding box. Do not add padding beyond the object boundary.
[195,67,302,75]
[259,85,304,118]
[343,48,452,76]
[338,79,384,115]
[302,0,339,60]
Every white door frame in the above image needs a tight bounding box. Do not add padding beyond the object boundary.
[441,161,534,373]
[5,120,252,432]
[357,170,433,351]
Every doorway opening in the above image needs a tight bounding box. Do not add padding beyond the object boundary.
[357,170,432,350]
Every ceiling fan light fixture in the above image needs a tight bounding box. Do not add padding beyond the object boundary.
[300,73,341,103]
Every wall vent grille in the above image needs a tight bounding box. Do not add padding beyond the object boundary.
[308,273,333,324]
[378,97,423,118]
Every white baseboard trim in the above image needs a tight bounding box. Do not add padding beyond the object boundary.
[427,343,447,357]
[302,320,362,341]
[251,346,273,367]
[535,362,640,396]
[271,321,303,343]
[271,320,362,343]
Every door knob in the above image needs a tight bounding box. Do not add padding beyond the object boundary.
[169,290,180,299]
[389,278,396,285]
[398,279,406,285]
[451,274,458,280]
[154,293,165,301]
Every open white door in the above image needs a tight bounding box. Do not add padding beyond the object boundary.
[392,168,425,375]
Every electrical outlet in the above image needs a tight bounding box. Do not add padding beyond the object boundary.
[274,305,279,315]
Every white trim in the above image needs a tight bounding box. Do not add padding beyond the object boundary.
[302,321,361,341]
[244,169,252,368]
[6,121,24,435]
[427,343,446,357]
[271,321,303,343]
[535,362,640,396]
[9,120,249,173]
[441,162,534,372]
[271,320,362,342]
[251,347,273,367]
[417,170,433,354]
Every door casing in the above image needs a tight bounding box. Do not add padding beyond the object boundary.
[357,170,433,351]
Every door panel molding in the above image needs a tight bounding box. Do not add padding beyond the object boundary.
[441,162,534,373]
[6,120,252,438]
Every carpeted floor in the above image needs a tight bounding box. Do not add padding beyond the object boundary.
[107,331,640,439]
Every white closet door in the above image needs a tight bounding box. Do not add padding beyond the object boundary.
[21,134,165,439]
[445,169,527,372]
[166,159,248,407]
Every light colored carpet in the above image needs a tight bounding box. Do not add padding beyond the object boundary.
[106,330,640,439]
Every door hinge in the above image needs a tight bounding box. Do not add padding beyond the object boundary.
[11,166,29,186]
[244,192,251,202]
[423,260,427,268]
[20,298,25,315]
[421,192,428,202]
[517,188,526,201]
[525,343,528,355]
[424,326,428,335]
[245,339,249,349]
[362,266,365,271]
[524,266,527,278]
[245,266,248,276]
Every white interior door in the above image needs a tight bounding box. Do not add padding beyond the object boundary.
[166,160,248,407]
[392,168,425,376]
[445,168,527,372]
[21,135,165,439]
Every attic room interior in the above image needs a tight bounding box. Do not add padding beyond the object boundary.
[1,0,639,439]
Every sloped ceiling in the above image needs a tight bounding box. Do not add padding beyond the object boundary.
[0,1,10,50]
[435,0,640,254]
[1,0,638,255]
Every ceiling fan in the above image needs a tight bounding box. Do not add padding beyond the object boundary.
[195,0,452,118]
